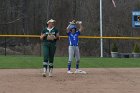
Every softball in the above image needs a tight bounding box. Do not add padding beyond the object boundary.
[76,21,82,24]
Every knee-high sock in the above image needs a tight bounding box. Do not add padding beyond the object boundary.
[76,61,80,69]
[43,62,48,72]
[68,61,72,71]
[49,63,53,72]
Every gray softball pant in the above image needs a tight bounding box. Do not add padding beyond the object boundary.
[68,46,80,63]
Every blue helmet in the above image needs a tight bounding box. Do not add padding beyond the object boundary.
[68,24,77,30]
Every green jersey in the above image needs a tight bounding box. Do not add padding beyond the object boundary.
[41,27,58,45]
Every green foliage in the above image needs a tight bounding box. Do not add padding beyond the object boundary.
[133,44,140,53]
[111,43,118,52]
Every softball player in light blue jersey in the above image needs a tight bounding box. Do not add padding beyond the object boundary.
[66,20,86,74]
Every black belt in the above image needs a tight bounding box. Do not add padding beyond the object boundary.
[69,45,78,46]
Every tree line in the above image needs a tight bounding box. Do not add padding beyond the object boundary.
[0,0,140,56]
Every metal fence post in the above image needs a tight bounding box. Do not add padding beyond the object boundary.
[4,37,7,56]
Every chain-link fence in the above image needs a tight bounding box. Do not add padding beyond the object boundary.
[0,35,140,57]
[0,37,41,56]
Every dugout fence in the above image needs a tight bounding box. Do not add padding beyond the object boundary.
[0,35,140,57]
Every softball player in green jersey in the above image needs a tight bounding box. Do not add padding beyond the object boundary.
[40,19,59,77]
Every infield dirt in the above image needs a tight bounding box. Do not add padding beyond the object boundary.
[0,68,140,93]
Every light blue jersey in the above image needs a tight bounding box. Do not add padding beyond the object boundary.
[68,31,80,46]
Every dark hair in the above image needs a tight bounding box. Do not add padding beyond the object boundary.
[70,28,77,32]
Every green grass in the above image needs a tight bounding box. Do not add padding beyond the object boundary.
[0,56,140,69]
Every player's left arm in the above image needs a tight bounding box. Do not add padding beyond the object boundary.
[55,32,60,40]
[79,24,83,32]
[55,29,60,40]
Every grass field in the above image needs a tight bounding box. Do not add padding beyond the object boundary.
[0,56,140,69]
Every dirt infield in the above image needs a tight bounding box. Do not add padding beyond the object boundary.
[0,68,140,93]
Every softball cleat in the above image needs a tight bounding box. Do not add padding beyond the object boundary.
[49,72,53,77]
[67,71,74,74]
[42,73,47,77]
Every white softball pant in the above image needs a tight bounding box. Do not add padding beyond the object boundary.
[68,46,80,63]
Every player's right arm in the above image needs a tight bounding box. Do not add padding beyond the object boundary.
[40,29,47,40]
[40,33,46,40]
[66,24,71,33]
